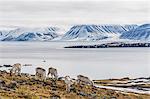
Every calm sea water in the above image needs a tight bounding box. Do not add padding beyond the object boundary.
[0,42,150,79]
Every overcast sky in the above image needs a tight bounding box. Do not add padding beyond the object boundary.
[0,0,149,27]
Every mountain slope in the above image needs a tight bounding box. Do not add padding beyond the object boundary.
[0,26,17,40]
[0,30,10,40]
[120,24,150,40]
[61,25,138,41]
[0,27,60,41]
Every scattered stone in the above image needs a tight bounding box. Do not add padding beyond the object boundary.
[0,70,7,73]
[0,80,5,88]
[7,81,18,89]
[21,73,30,77]
[110,96,117,99]
[50,95,61,99]
[78,91,88,96]
[16,79,27,85]
[57,77,64,81]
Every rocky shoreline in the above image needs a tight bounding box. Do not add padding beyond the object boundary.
[0,70,150,99]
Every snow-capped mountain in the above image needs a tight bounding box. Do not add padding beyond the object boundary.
[61,25,138,41]
[120,24,150,41]
[0,30,10,39]
[2,24,149,41]
[0,27,60,41]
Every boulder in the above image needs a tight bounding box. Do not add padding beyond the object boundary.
[7,81,18,89]
[0,80,6,88]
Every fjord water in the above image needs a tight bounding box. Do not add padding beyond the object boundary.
[0,42,149,79]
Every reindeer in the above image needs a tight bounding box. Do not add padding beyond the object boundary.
[64,76,74,93]
[10,63,21,76]
[35,67,46,80]
[47,67,58,79]
[77,75,93,86]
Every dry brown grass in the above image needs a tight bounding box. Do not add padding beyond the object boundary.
[0,71,150,99]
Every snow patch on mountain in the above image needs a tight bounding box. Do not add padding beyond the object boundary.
[120,24,150,41]
[60,25,138,41]
[0,27,60,41]
[0,26,17,41]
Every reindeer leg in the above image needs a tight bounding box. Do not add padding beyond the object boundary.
[14,69,17,76]
[51,74,53,79]
[18,68,21,76]
[66,84,68,92]
[55,74,58,80]
[47,72,49,77]
[68,84,70,93]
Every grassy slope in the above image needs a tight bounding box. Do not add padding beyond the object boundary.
[0,71,150,99]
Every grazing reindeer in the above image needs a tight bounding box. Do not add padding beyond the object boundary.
[47,67,58,79]
[35,67,46,80]
[64,76,74,93]
[77,75,93,86]
[10,63,21,76]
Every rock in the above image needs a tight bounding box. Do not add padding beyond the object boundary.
[0,80,6,88]
[0,70,8,76]
[120,77,130,81]
[50,95,60,99]
[78,91,88,96]
[90,93,97,98]
[16,79,27,85]
[30,74,35,78]
[110,96,117,99]
[0,70,7,74]
[51,86,57,91]
[57,77,64,81]
[1,87,15,92]
[43,81,51,86]
[21,73,30,77]
[70,86,76,93]
[7,81,18,89]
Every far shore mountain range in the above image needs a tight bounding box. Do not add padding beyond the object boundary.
[0,24,149,41]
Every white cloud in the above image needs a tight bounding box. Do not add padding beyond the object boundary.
[0,0,149,27]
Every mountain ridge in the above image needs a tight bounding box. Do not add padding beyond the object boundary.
[0,27,60,41]
[120,24,150,41]
[0,24,149,41]
[60,24,138,41]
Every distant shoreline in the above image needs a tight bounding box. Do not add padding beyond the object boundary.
[64,42,150,48]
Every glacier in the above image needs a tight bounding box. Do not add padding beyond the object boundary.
[120,24,150,41]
